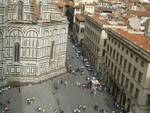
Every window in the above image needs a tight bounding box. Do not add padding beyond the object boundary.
[81,28,84,33]
[116,52,119,62]
[141,61,144,67]
[102,50,105,57]
[147,94,150,105]
[135,88,139,99]
[128,63,131,73]
[132,67,137,78]
[111,38,113,42]
[135,57,138,62]
[113,50,115,59]
[130,83,134,93]
[126,49,128,54]
[121,74,125,85]
[118,43,120,48]
[104,39,107,46]
[122,46,124,51]
[138,72,143,84]
[124,59,127,69]
[130,53,133,58]
[18,1,23,20]
[14,43,20,62]
[111,62,114,70]
[105,57,108,64]
[110,47,112,56]
[120,55,123,65]
[114,66,117,78]
[50,41,54,59]
[107,45,109,52]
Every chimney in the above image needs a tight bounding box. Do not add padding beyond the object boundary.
[145,19,150,37]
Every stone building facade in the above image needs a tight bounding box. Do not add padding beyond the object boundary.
[82,15,126,71]
[74,14,85,44]
[0,0,68,83]
[105,29,150,113]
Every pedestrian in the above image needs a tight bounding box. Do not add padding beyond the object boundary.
[18,87,21,93]
[53,108,58,113]
[87,81,92,88]
[64,81,68,86]
[60,80,63,84]
[60,109,64,113]
[94,105,99,111]
[82,105,86,111]
[7,99,11,104]
[78,104,82,110]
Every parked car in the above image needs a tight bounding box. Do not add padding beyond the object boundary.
[85,62,90,67]
[76,53,79,58]
[87,67,92,71]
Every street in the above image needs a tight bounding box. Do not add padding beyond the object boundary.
[0,37,114,113]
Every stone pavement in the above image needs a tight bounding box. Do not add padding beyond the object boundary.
[0,80,58,113]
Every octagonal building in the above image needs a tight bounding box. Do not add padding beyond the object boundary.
[0,0,68,83]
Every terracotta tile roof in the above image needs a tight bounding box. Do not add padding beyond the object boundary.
[56,0,70,7]
[88,15,110,25]
[76,14,85,22]
[127,10,150,17]
[127,0,140,3]
[115,29,150,52]
[143,4,150,12]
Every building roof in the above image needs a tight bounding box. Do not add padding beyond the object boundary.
[115,29,150,53]
[127,10,150,17]
[87,15,126,27]
[127,0,140,3]
[143,3,150,11]
[76,14,85,22]
[88,15,110,25]
[55,0,70,8]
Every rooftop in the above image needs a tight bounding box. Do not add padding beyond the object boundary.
[115,28,150,53]
[89,15,110,25]
[55,0,70,8]
[127,10,150,17]
[76,14,85,22]
[87,14,126,27]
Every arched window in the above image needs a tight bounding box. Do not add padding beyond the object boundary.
[18,0,23,20]
[14,43,20,62]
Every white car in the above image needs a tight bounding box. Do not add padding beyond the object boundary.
[85,64,90,67]
[76,53,79,58]
[87,67,92,71]
[85,62,90,67]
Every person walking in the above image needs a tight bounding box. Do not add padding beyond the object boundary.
[18,87,21,93]
[64,81,68,86]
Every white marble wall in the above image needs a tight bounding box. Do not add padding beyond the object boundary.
[0,0,68,82]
